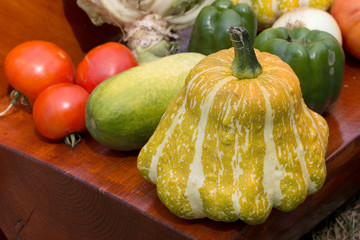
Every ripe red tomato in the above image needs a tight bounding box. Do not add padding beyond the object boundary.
[32,83,89,145]
[4,40,75,104]
[75,42,138,93]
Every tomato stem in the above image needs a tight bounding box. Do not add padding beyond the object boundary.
[64,133,82,148]
[0,90,24,117]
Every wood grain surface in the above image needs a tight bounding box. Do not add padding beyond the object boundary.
[0,0,359,239]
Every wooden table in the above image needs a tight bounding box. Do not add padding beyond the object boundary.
[0,1,359,239]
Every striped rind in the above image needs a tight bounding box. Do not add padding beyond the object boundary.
[137,48,328,224]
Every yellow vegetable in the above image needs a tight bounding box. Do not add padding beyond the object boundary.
[232,0,334,29]
[137,27,328,224]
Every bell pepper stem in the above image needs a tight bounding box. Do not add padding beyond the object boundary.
[228,26,262,79]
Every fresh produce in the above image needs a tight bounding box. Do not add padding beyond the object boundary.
[272,7,342,45]
[33,83,89,147]
[137,27,328,224]
[85,52,205,151]
[76,42,138,93]
[1,40,74,116]
[254,27,344,114]
[231,0,334,30]
[188,0,257,55]
[76,0,213,64]
[331,0,360,59]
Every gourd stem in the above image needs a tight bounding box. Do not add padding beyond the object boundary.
[64,133,82,148]
[229,26,262,79]
[0,90,23,117]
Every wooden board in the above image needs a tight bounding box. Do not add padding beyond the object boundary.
[0,0,359,239]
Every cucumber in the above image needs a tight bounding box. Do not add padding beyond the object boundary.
[85,52,205,151]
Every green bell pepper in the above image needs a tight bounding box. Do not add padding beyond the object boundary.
[254,27,344,114]
[187,0,257,55]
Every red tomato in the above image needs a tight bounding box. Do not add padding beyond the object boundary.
[32,83,89,142]
[75,42,138,93]
[4,40,75,103]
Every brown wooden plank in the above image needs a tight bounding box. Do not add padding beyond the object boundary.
[0,0,359,239]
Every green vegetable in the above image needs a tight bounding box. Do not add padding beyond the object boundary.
[85,52,205,151]
[188,0,257,55]
[254,27,345,114]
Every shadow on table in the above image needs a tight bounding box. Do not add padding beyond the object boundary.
[62,0,121,53]
[0,228,7,240]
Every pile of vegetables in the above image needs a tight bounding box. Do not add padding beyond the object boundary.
[2,0,360,225]
[138,27,328,224]
[272,7,342,45]
[230,0,334,30]
[1,41,138,147]
[76,0,213,64]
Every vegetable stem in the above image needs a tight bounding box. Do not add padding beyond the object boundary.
[64,133,82,148]
[0,90,23,117]
[228,26,262,79]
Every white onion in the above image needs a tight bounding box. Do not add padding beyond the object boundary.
[272,7,342,45]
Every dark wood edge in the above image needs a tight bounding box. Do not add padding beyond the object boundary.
[0,143,198,240]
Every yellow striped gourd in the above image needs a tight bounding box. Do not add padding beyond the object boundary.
[137,27,328,224]
[232,0,334,29]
